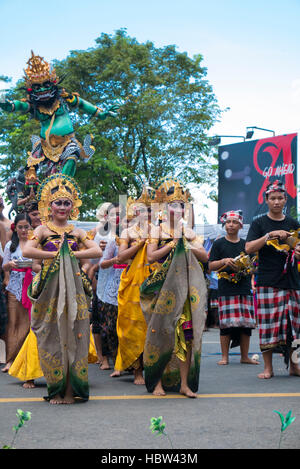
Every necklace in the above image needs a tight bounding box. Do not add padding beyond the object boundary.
[46,221,74,236]
[38,99,60,116]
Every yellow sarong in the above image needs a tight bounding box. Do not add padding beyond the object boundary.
[115,244,150,371]
[8,329,43,382]
[88,330,98,363]
[9,329,98,382]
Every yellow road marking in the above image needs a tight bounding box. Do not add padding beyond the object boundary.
[1,393,300,403]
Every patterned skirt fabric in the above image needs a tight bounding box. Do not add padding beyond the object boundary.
[0,287,7,338]
[92,297,118,357]
[29,238,92,401]
[140,238,207,393]
[256,286,300,350]
[218,295,256,330]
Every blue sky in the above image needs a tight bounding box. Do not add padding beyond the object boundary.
[1,0,300,222]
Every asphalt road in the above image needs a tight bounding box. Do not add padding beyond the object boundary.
[0,328,300,452]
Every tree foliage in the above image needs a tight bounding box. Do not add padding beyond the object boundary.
[0,30,221,219]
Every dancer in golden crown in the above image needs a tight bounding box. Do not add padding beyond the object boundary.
[140,178,208,397]
[113,186,155,384]
[23,174,101,404]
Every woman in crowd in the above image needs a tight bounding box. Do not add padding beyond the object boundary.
[96,206,126,374]
[88,202,116,366]
[1,213,32,372]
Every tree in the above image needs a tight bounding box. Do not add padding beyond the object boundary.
[0,30,221,220]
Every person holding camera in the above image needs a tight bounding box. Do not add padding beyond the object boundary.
[1,213,33,372]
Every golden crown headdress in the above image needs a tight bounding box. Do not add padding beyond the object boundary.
[36,173,82,223]
[156,177,192,204]
[24,51,58,86]
[126,185,156,218]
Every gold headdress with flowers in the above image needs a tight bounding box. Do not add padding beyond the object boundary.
[24,51,58,86]
[156,177,192,204]
[36,173,82,223]
[154,177,193,227]
[126,185,157,218]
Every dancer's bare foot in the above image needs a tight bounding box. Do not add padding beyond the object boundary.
[110,370,121,377]
[49,394,75,404]
[23,380,35,389]
[1,362,12,373]
[153,382,166,396]
[133,369,145,385]
[100,358,110,370]
[257,370,274,379]
[240,357,259,365]
[180,386,197,398]
[62,395,75,404]
[49,394,66,405]
[217,359,228,365]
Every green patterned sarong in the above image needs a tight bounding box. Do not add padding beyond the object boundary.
[28,236,92,401]
[140,237,207,393]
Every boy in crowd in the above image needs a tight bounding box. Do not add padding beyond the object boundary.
[209,210,258,365]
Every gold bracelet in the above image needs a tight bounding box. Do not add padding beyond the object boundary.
[65,94,76,104]
[116,238,128,246]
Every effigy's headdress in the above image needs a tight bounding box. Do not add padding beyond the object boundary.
[36,173,82,223]
[126,185,156,218]
[24,51,58,86]
[220,210,243,228]
[155,177,193,204]
[25,167,39,184]
[265,179,286,196]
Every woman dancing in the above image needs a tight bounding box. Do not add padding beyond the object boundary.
[23,174,101,404]
[113,188,154,385]
[140,178,208,397]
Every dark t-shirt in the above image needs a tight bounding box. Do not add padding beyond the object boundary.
[246,215,300,290]
[209,237,251,297]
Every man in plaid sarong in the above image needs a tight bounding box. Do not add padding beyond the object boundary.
[246,180,300,379]
[209,210,258,366]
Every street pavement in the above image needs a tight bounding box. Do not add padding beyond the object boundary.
[0,328,300,451]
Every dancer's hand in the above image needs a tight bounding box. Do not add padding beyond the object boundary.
[184,227,196,242]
